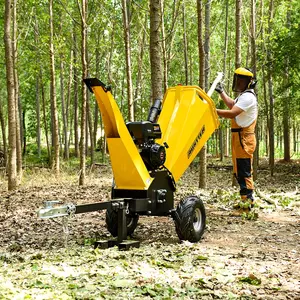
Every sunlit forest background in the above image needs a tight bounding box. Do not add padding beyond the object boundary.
[1,0,299,189]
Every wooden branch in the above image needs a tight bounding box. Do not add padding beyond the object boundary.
[255,188,278,206]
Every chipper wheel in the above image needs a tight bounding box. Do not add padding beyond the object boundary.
[105,208,139,237]
[173,196,206,242]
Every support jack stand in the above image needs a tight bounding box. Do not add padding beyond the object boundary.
[94,239,140,250]
[94,202,140,250]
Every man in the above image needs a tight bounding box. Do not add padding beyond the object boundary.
[215,67,258,213]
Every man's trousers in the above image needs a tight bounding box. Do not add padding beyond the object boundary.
[231,119,257,199]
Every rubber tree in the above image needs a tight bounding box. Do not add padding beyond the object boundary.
[160,0,168,92]
[0,100,7,166]
[219,0,230,162]
[235,0,242,69]
[283,7,291,162]
[79,0,88,186]
[267,0,275,176]
[13,0,22,183]
[4,0,17,190]
[121,0,134,121]
[251,0,259,181]
[182,0,189,85]
[49,0,60,175]
[197,0,206,189]
[149,0,163,103]
[73,23,79,158]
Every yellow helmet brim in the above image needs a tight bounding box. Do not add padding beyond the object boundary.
[234,67,254,77]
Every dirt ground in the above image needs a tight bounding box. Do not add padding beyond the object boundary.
[0,160,299,299]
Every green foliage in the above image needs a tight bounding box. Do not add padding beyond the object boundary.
[277,196,292,207]
[1,0,299,175]
[239,275,262,286]
[241,209,259,221]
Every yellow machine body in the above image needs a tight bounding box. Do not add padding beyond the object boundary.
[91,84,153,190]
[157,85,219,182]
[87,80,219,190]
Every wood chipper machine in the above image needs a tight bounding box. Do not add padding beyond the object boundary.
[38,75,221,249]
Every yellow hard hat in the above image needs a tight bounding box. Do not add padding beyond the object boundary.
[234,67,254,77]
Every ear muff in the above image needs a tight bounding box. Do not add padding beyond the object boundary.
[248,78,257,89]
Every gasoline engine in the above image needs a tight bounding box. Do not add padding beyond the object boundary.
[126,99,167,171]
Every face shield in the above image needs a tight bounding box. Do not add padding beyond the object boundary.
[232,73,252,93]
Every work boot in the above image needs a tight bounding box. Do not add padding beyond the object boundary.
[230,207,250,217]
[231,195,252,216]
[232,195,253,209]
[233,201,241,209]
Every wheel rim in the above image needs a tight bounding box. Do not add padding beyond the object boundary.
[193,208,202,231]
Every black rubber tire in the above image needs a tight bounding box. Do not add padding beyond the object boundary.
[173,196,206,242]
[105,208,139,237]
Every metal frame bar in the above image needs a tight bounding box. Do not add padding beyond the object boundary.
[75,202,111,214]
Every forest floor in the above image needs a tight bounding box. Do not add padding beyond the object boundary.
[0,158,299,299]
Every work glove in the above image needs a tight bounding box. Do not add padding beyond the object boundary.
[215,82,224,94]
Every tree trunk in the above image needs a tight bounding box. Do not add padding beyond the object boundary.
[189,48,193,85]
[105,15,116,162]
[150,0,163,103]
[292,122,296,153]
[34,15,41,159]
[219,0,229,162]
[49,0,60,174]
[13,0,22,183]
[197,0,206,189]
[267,0,274,176]
[262,64,269,158]
[0,99,7,166]
[250,0,259,181]
[94,40,100,147]
[231,0,242,187]
[107,8,116,85]
[73,27,79,158]
[40,69,51,162]
[182,0,189,85]
[166,0,182,84]
[160,0,168,92]
[283,9,291,162]
[85,20,93,165]
[197,0,205,90]
[79,0,87,185]
[235,0,242,69]
[35,75,41,158]
[204,0,210,91]
[223,0,229,82]
[66,47,73,160]
[198,0,211,189]
[134,15,147,120]
[60,57,69,160]
[87,95,95,166]
[22,110,26,156]
[225,128,229,157]
[4,0,17,190]
[122,0,134,121]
